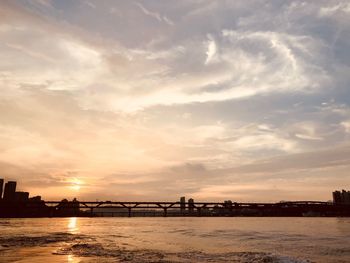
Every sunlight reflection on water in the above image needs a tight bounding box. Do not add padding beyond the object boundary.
[67,254,74,262]
[67,217,78,233]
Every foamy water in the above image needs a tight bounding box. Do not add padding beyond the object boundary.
[0,217,349,262]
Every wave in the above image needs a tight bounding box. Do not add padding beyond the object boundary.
[54,242,312,263]
[169,251,312,263]
[0,232,88,247]
[54,243,166,262]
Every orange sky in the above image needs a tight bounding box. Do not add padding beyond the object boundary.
[0,0,350,202]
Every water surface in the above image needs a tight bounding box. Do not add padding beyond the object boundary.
[1,217,349,262]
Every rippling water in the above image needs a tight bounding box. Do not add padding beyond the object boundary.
[0,217,350,262]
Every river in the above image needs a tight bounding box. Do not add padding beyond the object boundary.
[0,217,350,262]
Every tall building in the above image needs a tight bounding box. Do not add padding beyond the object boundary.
[333,190,350,204]
[3,181,17,201]
[333,190,341,204]
[342,190,350,204]
[188,198,194,213]
[180,196,186,212]
[0,178,3,199]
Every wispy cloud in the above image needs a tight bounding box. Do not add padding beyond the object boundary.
[135,2,174,26]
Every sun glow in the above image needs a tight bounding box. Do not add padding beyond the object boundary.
[69,178,83,191]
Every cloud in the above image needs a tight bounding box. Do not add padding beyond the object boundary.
[341,121,350,133]
[135,2,174,26]
[319,2,350,17]
[205,34,217,64]
[0,0,350,201]
[224,145,350,175]
[84,1,96,9]
[0,0,334,113]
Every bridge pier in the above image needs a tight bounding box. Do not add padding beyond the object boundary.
[49,207,54,217]
[128,207,132,217]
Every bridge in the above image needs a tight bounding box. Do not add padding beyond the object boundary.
[39,200,346,217]
[1,199,349,217]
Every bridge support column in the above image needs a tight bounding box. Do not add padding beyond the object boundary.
[128,207,132,217]
[90,208,94,217]
[163,207,167,217]
[49,207,54,217]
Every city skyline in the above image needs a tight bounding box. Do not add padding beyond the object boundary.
[1,0,350,201]
[1,178,349,218]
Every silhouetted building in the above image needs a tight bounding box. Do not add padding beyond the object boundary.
[0,178,3,199]
[188,198,194,213]
[333,191,341,204]
[180,196,186,212]
[333,190,350,204]
[3,181,17,201]
[342,190,350,204]
[29,196,42,202]
[14,192,29,202]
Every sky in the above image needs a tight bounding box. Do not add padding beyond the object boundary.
[0,0,350,202]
